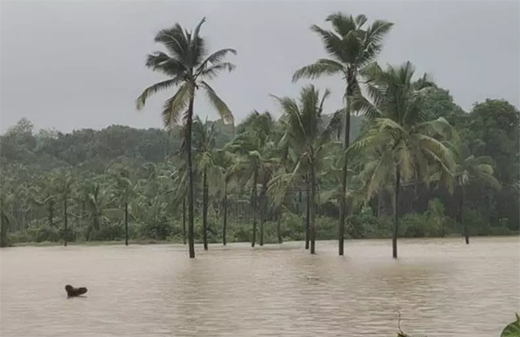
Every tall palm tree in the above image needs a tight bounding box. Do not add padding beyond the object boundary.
[452,148,500,244]
[53,170,74,246]
[136,18,236,258]
[214,149,240,246]
[108,164,136,246]
[228,111,276,247]
[293,12,393,256]
[350,61,456,258]
[272,84,337,254]
[193,116,218,250]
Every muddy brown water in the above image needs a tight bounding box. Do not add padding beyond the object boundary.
[1,237,519,337]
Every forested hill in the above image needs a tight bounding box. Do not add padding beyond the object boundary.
[0,113,363,171]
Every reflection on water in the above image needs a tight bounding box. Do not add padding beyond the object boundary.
[1,237,518,336]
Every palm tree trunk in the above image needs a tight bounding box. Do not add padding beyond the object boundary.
[377,190,383,217]
[182,197,186,245]
[310,164,317,254]
[259,176,267,246]
[124,202,128,246]
[223,183,228,246]
[48,200,54,227]
[202,167,209,251]
[339,97,351,256]
[63,198,68,247]
[277,207,283,244]
[187,95,196,258]
[305,185,310,250]
[0,212,9,248]
[251,169,258,247]
[458,183,468,244]
[393,166,401,259]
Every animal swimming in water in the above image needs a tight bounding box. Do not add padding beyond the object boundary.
[65,284,88,297]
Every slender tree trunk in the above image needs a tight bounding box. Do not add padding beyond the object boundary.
[182,197,186,245]
[124,202,128,246]
[310,164,317,254]
[251,169,258,247]
[48,199,54,227]
[305,184,310,250]
[377,190,383,218]
[458,183,468,244]
[187,95,196,258]
[0,212,9,248]
[277,207,283,244]
[259,176,267,246]
[339,97,351,256]
[393,166,401,259]
[63,198,68,247]
[223,183,228,246]
[202,167,209,251]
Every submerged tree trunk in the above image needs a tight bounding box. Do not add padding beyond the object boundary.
[259,176,268,246]
[339,97,351,256]
[187,95,196,258]
[222,183,228,246]
[202,168,209,251]
[63,198,68,247]
[310,164,317,254]
[182,197,186,245]
[251,169,258,247]
[393,166,401,259]
[277,207,283,244]
[124,202,128,246]
[305,185,310,250]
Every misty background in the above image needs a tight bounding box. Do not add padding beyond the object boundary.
[1,0,519,133]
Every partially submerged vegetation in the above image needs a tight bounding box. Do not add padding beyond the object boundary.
[0,13,518,259]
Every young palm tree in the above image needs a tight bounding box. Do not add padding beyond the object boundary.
[293,12,393,256]
[272,85,337,254]
[350,61,456,259]
[136,18,236,258]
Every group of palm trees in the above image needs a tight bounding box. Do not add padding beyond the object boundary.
[134,12,497,259]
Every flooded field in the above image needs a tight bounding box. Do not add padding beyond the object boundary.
[1,237,518,336]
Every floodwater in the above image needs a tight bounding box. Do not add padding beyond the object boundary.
[1,237,519,337]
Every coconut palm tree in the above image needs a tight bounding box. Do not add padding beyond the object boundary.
[192,116,218,250]
[136,17,236,258]
[350,61,456,258]
[452,147,501,244]
[272,84,338,254]
[228,111,277,247]
[108,164,136,246]
[214,149,240,246]
[293,12,393,256]
[53,170,74,246]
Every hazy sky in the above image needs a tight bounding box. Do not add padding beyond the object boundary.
[1,0,519,133]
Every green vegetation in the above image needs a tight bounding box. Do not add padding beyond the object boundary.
[0,14,518,262]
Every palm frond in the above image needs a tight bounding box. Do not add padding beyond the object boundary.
[161,83,192,128]
[200,81,234,124]
[136,78,179,110]
[292,59,345,82]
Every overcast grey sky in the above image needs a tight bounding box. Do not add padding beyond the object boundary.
[1,0,519,133]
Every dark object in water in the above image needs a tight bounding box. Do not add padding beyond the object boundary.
[65,284,88,297]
